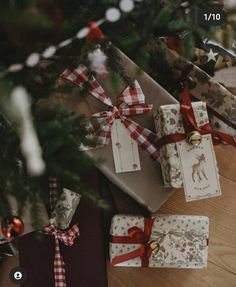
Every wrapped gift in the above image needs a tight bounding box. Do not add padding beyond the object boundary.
[18,173,107,287]
[154,101,210,188]
[212,66,236,137]
[153,85,235,202]
[19,199,107,287]
[110,214,209,269]
[165,46,236,136]
[50,188,81,230]
[50,47,179,212]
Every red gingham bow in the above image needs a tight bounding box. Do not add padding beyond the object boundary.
[44,224,80,287]
[61,65,160,161]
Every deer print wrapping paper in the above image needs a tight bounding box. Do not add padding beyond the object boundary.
[154,101,221,202]
[110,214,209,269]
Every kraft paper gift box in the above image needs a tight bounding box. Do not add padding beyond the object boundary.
[51,48,179,212]
[110,214,209,269]
[154,101,210,188]
[165,46,236,137]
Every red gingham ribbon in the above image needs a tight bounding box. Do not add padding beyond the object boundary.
[61,65,160,161]
[44,224,80,287]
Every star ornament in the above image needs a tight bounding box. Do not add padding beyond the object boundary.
[206,49,218,63]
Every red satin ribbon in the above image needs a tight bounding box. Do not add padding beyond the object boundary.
[156,86,236,150]
[111,218,155,267]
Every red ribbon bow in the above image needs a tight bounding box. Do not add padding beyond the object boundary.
[156,86,236,150]
[44,224,80,287]
[111,218,155,267]
[61,65,160,160]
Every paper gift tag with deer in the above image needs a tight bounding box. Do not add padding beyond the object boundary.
[177,135,221,201]
[154,101,221,202]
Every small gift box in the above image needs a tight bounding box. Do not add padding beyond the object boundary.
[154,101,210,188]
[50,188,81,230]
[110,214,209,269]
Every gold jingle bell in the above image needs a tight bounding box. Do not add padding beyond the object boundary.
[148,240,160,255]
[187,130,202,146]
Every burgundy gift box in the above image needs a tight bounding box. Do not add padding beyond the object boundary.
[18,198,107,287]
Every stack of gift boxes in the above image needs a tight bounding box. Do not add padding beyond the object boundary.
[1,44,235,287]
[58,46,235,273]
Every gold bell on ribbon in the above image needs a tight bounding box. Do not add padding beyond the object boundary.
[187,131,202,146]
[148,240,160,255]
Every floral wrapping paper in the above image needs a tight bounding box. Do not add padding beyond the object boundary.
[110,214,209,269]
[50,188,81,230]
[154,101,209,188]
[166,47,236,137]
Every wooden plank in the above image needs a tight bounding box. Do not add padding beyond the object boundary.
[215,145,236,182]
[108,261,236,287]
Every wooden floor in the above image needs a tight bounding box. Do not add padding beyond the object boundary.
[107,144,236,287]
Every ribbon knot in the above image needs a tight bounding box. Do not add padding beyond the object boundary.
[156,86,236,150]
[112,106,120,118]
[128,226,149,243]
[61,65,160,160]
[111,218,155,267]
[44,224,80,287]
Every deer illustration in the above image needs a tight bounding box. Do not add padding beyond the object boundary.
[191,153,208,183]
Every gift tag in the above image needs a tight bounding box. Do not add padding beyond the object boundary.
[111,119,141,173]
[177,134,221,202]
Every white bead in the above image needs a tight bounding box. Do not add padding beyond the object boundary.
[105,8,121,22]
[8,63,24,72]
[58,38,73,48]
[26,53,40,67]
[42,46,57,58]
[76,27,89,39]
[119,0,134,12]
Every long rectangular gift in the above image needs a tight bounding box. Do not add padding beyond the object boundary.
[50,47,179,212]
[110,214,209,269]
[154,101,210,188]
[165,45,236,136]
